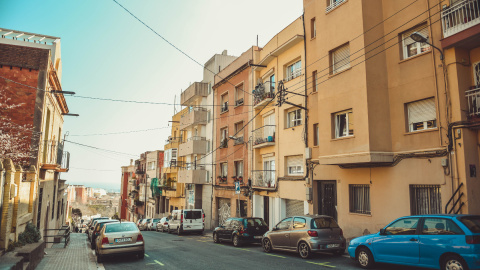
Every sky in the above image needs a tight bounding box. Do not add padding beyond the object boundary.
[0,0,304,191]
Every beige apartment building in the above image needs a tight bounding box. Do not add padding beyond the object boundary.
[250,17,308,229]
[302,0,480,239]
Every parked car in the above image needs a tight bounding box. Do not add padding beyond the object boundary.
[138,219,151,231]
[88,218,110,241]
[213,217,269,247]
[90,220,119,250]
[156,217,171,232]
[147,219,161,231]
[262,215,346,259]
[168,209,204,235]
[95,222,145,263]
[348,214,480,269]
[86,217,108,236]
[136,219,144,228]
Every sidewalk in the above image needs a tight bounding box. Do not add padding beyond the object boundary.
[36,233,103,270]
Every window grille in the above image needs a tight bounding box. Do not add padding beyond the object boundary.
[410,185,441,215]
[349,184,370,214]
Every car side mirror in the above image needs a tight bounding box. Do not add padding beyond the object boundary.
[272,227,278,231]
[380,228,386,235]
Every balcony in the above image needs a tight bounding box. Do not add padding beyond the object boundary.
[252,125,276,149]
[253,81,275,108]
[441,0,480,38]
[180,107,207,129]
[135,169,145,175]
[181,82,208,106]
[178,164,208,185]
[220,102,229,113]
[41,140,70,172]
[165,136,182,145]
[158,178,177,190]
[178,136,207,156]
[251,170,276,189]
[466,86,480,117]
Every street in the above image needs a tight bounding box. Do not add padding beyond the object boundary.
[98,231,427,270]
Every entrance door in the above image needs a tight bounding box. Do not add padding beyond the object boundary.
[317,181,337,220]
[263,196,269,226]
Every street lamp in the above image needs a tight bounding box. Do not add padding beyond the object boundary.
[410,32,444,60]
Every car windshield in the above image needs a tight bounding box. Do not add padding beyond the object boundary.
[153,219,160,222]
[185,211,202,219]
[245,218,267,227]
[105,223,138,233]
[311,217,340,229]
[459,216,480,233]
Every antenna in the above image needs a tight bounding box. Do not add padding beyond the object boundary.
[256,35,258,47]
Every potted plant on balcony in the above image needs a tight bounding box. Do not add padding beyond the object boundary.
[237,176,243,184]
[222,176,227,183]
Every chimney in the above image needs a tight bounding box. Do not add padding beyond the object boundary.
[222,50,227,55]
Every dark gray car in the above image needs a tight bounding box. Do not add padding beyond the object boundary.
[262,215,346,259]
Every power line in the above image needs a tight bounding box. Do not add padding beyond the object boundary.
[64,139,138,157]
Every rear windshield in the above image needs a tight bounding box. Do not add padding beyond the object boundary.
[184,211,202,219]
[459,216,480,233]
[244,218,267,227]
[105,223,138,233]
[311,217,340,229]
[153,219,160,222]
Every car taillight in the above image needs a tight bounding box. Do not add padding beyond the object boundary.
[137,234,144,242]
[180,214,183,224]
[101,237,109,245]
[239,227,246,234]
[203,213,205,223]
[307,230,318,237]
[164,222,168,225]
[466,235,480,244]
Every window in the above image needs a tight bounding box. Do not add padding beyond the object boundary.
[326,0,347,13]
[334,110,354,138]
[312,70,317,92]
[422,218,463,235]
[220,127,228,148]
[221,163,228,177]
[474,62,480,86]
[384,217,420,235]
[293,217,307,229]
[286,155,303,176]
[287,109,302,128]
[221,93,228,113]
[263,113,275,138]
[235,83,244,106]
[331,43,350,74]
[234,161,243,178]
[148,161,155,170]
[234,121,244,144]
[402,24,430,59]
[407,98,437,132]
[276,217,292,230]
[311,18,316,38]
[349,184,370,214]
[313,123,319,146]
[263,157,275,187]
[270,74,275,92]
[286,60,302,81]
[410,185,441,215]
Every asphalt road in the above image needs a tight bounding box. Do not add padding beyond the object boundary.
[100,230,428,270]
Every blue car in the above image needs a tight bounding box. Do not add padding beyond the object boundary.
[348,214,480,269]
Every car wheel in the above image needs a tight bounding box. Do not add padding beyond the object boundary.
[138,252,145,259]
[442,255,468,270]
[298,242,311,259]
[97,254,103,263]
[213,233,220,243]
[357,247,375,269]
[262,238,273,253]
[233,235,241,247]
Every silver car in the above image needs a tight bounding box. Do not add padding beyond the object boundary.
[156,217,170,232]
[262,215,346,259]
[95,222,144,263]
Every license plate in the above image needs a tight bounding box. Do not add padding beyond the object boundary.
[326,244,340,248]
[254,236,262,239]
[114,237,132,243]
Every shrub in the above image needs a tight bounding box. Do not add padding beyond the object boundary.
[17,222,41,246]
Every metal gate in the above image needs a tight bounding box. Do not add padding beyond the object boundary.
[318,181,337,220]
[285,199,304,217]
[218,198,231,226]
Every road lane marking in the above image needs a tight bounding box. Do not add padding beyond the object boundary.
[265,254,286,258]
[145,254,150,257]
[154,260,164,266]
[196,240,209,242]
[306,261,336,268]
[239,248,251,252]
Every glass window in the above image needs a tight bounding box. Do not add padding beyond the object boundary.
[407,98,437,132]
[235,84,244,106]
[286,60,302,81]
[312,70,317,92]
[270,74,275,92]
[384,218,420,235]
[311,17,316,38]
[287,109,302,128]
[459,216,480,233]
[105,223,138,233]
[349,184,370,214]
[185,210,202,219]
[276,217,293,230]
[331,43,350,74]
[313,123,319,146]
[311,217,340,229]
[423,218,464,235]
[234,161,243,177]
[410,185,441,215]
[293,217,306,229]
[286,155,303,176]
[402,24,430,59]
[335,110,354,138]
[245,218,268,227]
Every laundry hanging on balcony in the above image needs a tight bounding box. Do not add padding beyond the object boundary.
[150,178,162,196]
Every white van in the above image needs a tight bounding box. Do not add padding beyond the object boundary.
[168,209,204,235]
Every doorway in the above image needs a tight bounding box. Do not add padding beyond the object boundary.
[263,196,269,226]
[317,181,337,220]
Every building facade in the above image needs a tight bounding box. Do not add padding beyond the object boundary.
[120,160,134,221]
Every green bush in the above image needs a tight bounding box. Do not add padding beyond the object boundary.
[18,222,41,246]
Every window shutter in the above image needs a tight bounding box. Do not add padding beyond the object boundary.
[333,44,350,73]
[403,25,429,46]
[287,155,303,168]
[408,98,436,124]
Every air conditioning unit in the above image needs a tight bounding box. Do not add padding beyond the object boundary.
[10,183,18,199]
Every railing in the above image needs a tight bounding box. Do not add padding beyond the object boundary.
[442,0,480,38]
[326,0,346,13]
[466,86,480,117]
[445,182,465,214]
[181,107,207,118]
[165,137,182,144]
[187,136,206,142]
[233,136,244,146]
[135,169,145,175]
[235,98,244,106]
[252,125,276,147]
[41,140,69,169]
[253,82,275,106]
[44,225,70,248]
[219,139,228,148]
[221,102,229,113]
[251,170,276,188]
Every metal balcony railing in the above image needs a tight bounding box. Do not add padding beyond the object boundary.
[466,86,480,116]
[187,136,206,142]
[221,102,229,113]
[253,82,275,107]
[251,170,276,188]
[165,137,182,145]
[442,0,480,38]
[252,125,276,147]
[41,140,69,170]
[325,0,346,13]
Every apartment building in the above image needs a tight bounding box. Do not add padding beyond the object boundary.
[120,160,135,221]
[301,0,480,239]
[250,18,308,229]
[145,150,163,218]
[212,47,257,226]
[178,51,236,230]
[133,153,147,219]
[0,29,70,242]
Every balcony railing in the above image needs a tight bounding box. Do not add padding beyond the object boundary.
[180,107,208,129]
[252,125,276,148]
[252,170,276,188]
[466,86,480,117]
[221,102,229,113]
[165,137,182,145]
[233,137,244,146]
[442,0,480,38]
[326,0,347,13]
[179,136,207,156]
[181,82,208,106]
[41,140,70,171]
[253,82,275,107]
